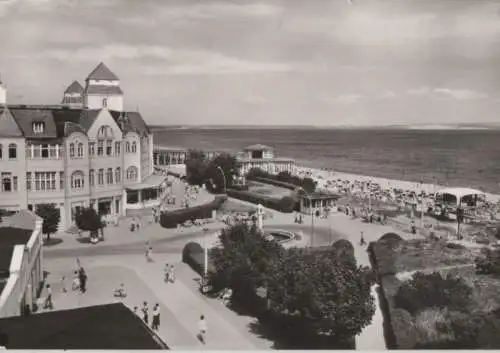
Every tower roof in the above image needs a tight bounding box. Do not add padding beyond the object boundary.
[86,62,119,81]
[64,80,84,94]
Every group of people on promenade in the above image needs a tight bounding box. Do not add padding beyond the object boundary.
[133,302,161,331]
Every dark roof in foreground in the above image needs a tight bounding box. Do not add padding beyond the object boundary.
[0,227,33,275]
[0,303,169,350]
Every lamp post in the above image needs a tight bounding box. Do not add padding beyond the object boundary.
[216,166,227,193]
[307,195,315,247]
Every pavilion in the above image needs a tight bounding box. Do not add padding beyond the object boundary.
[435,187,486,208]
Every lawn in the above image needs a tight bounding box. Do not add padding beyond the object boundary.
[392,239,481,273]
[247,181,293,199]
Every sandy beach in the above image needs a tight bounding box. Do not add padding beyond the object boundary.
[295,166,500,204]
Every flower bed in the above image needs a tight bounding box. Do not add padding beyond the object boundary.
[160,196,227,228]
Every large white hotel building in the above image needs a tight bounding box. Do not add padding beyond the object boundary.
[0,63,165,230]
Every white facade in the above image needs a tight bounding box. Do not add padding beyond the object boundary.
[0,81,6,105]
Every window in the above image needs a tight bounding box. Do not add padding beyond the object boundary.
[49,145,57,158]
[98,169,104,185]
[125,141,130,153]
[77,143,84,158]
[89,142,95,156]
[71,171,84,189]
[126,166,138,181]
[106,168,113,184]
[115,167,121,183]
[106,140,112,156]
[102,98,108,108]
[69,143,75,158]
[1,173,12,192]
[131,141,137,153]
[33,121,45,134]
[97,125,114,139]
[8,143,17,159]
[41,144,49,158]
[89,169,95,186]
[60,172,64,190]
[114,141,121,156]
[33,172,57,191]
[26,172,32,191]
[97,141,104,156]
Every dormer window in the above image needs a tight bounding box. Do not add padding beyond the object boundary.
[33,121,45,134]
[102,98,108,108]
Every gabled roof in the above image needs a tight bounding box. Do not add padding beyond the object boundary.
[109,110,150,135]
[51,109,84,137]
[85,85,123,95]
[61,96,83,105]
[0,107,23,137]
[86,62,119,81]
[64,80,84,94]
[9,108,58,139]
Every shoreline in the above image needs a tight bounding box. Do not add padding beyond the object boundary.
[295,166,500,204]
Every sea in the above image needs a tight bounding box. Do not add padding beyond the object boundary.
[153,128,500,194]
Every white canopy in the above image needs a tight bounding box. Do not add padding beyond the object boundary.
[436,187,485,199]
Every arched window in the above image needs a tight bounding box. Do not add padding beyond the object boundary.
[77,143,84,158]
[8,143,17,159]
[106,168,113,184]
[69,143,75,158]
[126,166,138,181]
[2,173,12,192]
[71,171,85,189]
[131,141,137,153]
[115,167,121,183]
[125,141,131,153]
[97,125,114,139]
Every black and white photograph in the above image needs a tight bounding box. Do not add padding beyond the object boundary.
[1,0,500,349]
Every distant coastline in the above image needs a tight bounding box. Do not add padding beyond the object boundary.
[148,124,500,131]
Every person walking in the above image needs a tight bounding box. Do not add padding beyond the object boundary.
[197,315,207,344]
[169,265,176,283]
[151,303,160,331]
[44,284,53,310]
[72,271,80,291]
[360,231,366,246]
[79,267,87,293]
[146,246,154,263]
[141,302,149,325]
[61,276,67,293]
[164,263,170,283]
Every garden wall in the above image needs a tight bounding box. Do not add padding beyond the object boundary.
[160,196,227,228]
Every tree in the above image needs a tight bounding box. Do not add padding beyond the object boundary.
[265,247,375,340]
[185,149,208,186]
[35,203,61,242]
[205,153,238,193]
[208,222,284,300]
[75,207,104,239]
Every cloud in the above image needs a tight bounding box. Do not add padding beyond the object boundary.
[378,91,396,99]
[156,2,282,20]
[321,94,362,104]
[22,44,303,75]
[243,95,267,105]
[408,87,488,100]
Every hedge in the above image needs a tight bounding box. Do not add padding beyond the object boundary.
[246,169,317,193]
[226,189,296,213]
[160,196,227,228]
[182,242,215,276]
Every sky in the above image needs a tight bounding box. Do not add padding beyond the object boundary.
[1,0,500,126]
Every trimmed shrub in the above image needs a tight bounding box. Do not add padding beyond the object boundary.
[368,241,397,277]
[393,272,473,316]
[182,242,215,276]
[182,242,203,262]
[246,168,317,193]
[226,189,296,213]
[253,177,296,190]
[160,196,227,228]
[332,239,355,261]
[378,233,404,248]
[475,248,500,275]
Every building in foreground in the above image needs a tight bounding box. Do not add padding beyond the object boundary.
[0,210,43,318]
[0,63,167,230]
[0,302,169,349]
[235,144,295,176]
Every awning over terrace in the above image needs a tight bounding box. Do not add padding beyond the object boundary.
[125,174,167,190]
[436,187,485,199]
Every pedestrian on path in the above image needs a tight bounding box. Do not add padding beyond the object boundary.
[61,276,67,293]
[79,267,88,293]
[164,263,170,283]
[142,302,149,324]
[197,315,207,345]
[72,271,80,291]
[44,284,53,310]
[168,265,176,283]
[360,231,366,245]
[146,246,154,262]
[151,303,160,331]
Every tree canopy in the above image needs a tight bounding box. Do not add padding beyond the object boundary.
[75,207,103,236]
[185,149,208,186]
[35,203,61,241]
[185,150,238,193]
